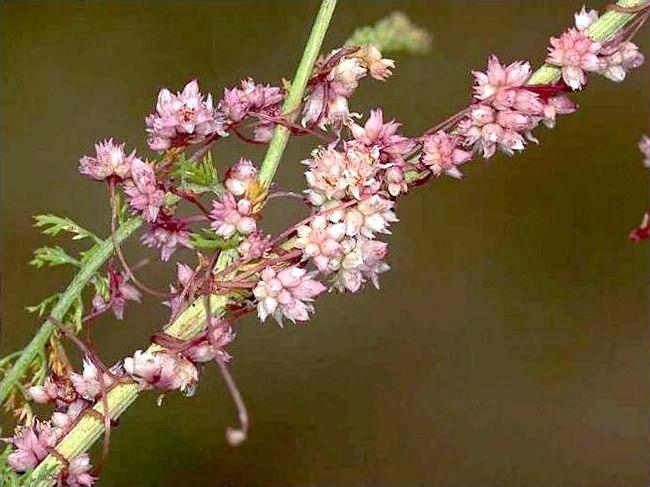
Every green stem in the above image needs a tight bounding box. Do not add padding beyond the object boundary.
[257,0,337,188]
[527,0,644,85]
[0,217,143,405]
[26,252,237,486]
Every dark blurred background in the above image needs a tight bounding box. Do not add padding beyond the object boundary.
[1,1,649,486]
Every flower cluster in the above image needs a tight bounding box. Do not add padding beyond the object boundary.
[146,80,226,151]
[547,7,644,88]
[302,46,395,129]
[219,79,284,142]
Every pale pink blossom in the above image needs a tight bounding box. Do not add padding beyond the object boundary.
[209,192,257,238]
[574,6,599,32]
[124,350,198,394]
[253,266,326,325]
[421,130,473,179]
[384,166,408,197]
[356,45,395,81]
[597,41,644,82]
[540,95,576,128]
[301,48,368,128]
[219,78,283,124]
[27,378,59,404]
[224,158,258,196]
[304,146,380,206]
[141,213,193,261]
[146,80,225,151]
[331,237,390,293]
[78,139,135,181]
[92,267,141,320]
[457,105,531,158]
[66,453,96,487]
[295,215,346,272]
[472,55,532,100]
[184,320,235,364]
[123,159,165,223]
[237,231,271,259]
[5,422,58,472]
[341,195,398,238]
[349,109,416,164]
[547,28,604,90]
[70,357,114,401]
[52,400,87,432]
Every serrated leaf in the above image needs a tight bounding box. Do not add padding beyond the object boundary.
[172,153,223,195]
[33,214,102,244]
[190,229,237,250]
[29,246,81,268]
[26,294,60,318]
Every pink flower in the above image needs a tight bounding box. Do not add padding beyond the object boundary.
[209,192,257,238]
[421,130,473,179]
[574,6,599,32]
[457,105,532,158]
[52,400,87,433]
[331,237,390,293]
[183,320,235,364]
[253,266,326,325]
[78,139,134,181]
[597,41,644,82]
[547,28,604,90]
[356,45,395,81]
[141,213,193,261]
[123,159,165,223]
[540,95,576,128]
[301,48,368,128]
[70,357,114,401]
[383,166,408,197]
[237,231,271,260]
[219,79,283,141]
[349,109,416,164]
[640,134,650,168]
[27,378,59,404]
[146,80,226,151]
[340,195,398,238]
[472,55,532,100]
[6,422,58,472]
[219,78,283,124]
[66,453,96,487]
[472,56,544,114]
[124,351,198,394]
[224,158,258,196]
[295,215,346,272]
[92,267,141,320]
[304,146,380,206]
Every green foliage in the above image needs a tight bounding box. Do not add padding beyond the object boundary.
[346,12,431,54]
[29,246,81,269]
[25,294,60,318]
[173,152,223,195]
[190,229,238,250]
[33,214,102,245]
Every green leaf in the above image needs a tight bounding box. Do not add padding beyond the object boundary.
[346,12,431,54]
[190,229,237,250]
[26,294,60,318]
[172,152,223,195]
[33,214,102,245]
[29,246,81,268]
